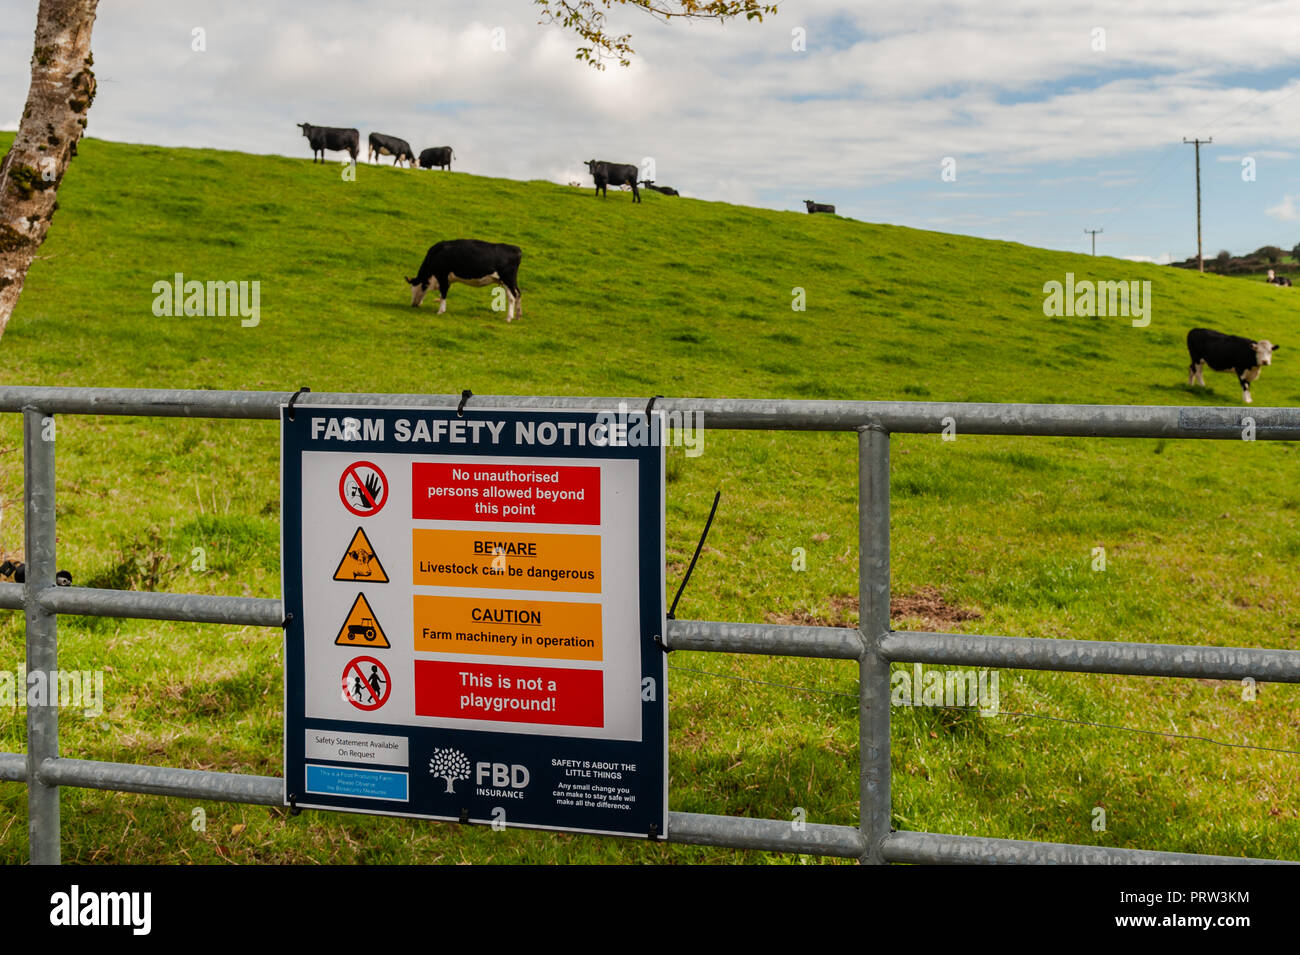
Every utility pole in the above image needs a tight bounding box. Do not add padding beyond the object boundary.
[1084,228,1103,256]
[1183,137,1212,272]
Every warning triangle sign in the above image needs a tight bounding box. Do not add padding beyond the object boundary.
[335,593,391,649]
[333,527,389,583]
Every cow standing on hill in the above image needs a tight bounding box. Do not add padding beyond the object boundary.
[405,239,524,322]
[1187,327,1280,404]
[369,132,416,167]
[419,147,455,170]
[297,123,359,163]
[586,160,641,202]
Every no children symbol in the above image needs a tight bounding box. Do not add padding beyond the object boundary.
[339,461,388,517]
[342,655,391,711]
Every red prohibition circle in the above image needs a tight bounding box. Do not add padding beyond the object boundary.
[339,461,389,517]
[342,655,391,711]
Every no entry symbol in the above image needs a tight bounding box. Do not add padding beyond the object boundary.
[339,461,388,517]
[342,655,391,711]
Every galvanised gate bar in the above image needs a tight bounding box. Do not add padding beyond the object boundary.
[1,386,1298,865]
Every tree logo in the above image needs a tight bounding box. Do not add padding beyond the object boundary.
[429,747,471,794]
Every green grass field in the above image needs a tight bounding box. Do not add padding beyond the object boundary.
[0,133,1297,863]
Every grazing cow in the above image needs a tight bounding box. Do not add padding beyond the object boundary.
[405,239,523,321]
[1187,327,1280,404]
[297,123,360,163]
[585,160,641,202]
[419,146,455,170]
[639,179,679,196]
[804,200,835,214]
[369,132,416,167]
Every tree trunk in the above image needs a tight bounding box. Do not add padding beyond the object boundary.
[0,0,99,340]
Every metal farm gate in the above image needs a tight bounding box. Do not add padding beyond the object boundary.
[1,386,1297,865]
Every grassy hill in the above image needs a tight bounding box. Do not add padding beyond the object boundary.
[0,133,1297,864]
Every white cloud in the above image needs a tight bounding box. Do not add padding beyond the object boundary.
[1266,195,1299,221]
[7,0,1300,255]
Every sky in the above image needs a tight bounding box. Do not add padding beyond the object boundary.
[5,0,1300,262]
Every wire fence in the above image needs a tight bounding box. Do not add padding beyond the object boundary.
[668,663,1300,757]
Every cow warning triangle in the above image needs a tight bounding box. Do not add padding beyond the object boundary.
[335,593,391,649]
[333,527,389,583]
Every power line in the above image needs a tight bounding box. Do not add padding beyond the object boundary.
[1183,137,1212,271]
[1084,228,1103,255]
[1193,86,1273,139]
[1208,83,1300,139]
[1092,143,1186,234]
[1077,84,1300,252]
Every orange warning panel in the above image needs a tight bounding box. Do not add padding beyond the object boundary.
[414,594,603,661]
[333,527,389,583]
[412,529,600,593]
[335,593,391,648]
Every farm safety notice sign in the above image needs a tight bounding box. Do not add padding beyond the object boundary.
[282,405,668,838]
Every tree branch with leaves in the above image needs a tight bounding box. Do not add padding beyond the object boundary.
[535,0,777,69]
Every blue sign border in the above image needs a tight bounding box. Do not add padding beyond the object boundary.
[282,406,667,838]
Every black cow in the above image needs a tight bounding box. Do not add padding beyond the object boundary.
[1187,327,1280,404]
[405,239,523,321]
[639,180,679,196]
[297,123,359,163]
[804,200,835,214]
[586,160,641,202]
[369,132,416,167]
[419,146,455,170]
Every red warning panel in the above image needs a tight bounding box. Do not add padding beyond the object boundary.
[412,463,600,525]
[414,660,604,727]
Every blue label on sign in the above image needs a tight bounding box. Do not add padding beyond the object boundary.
[306,764,409,802]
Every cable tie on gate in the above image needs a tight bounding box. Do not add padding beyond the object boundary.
[648,822,660,841]
[653,634,670,654]
[457,389,473,417]
[288,793,301,817]
[281,611,294,628]
[459,808,470,824]
[645,395,662,418]
[667,490,721,622]
[286,386,311,421]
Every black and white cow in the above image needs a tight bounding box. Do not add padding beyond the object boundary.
[369,132,416,167]
[639,180,679,196]
[405,239,523,321]
[297,123,360,163]
[419,146,455,170]
[586,160,641,202]
[1187,327,1280,404]
[804,200,835,214]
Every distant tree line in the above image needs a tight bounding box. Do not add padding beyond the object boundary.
[1175,243,1300,276]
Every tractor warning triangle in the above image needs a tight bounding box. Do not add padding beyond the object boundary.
[335,593,390,649]
[332,527,389,583]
